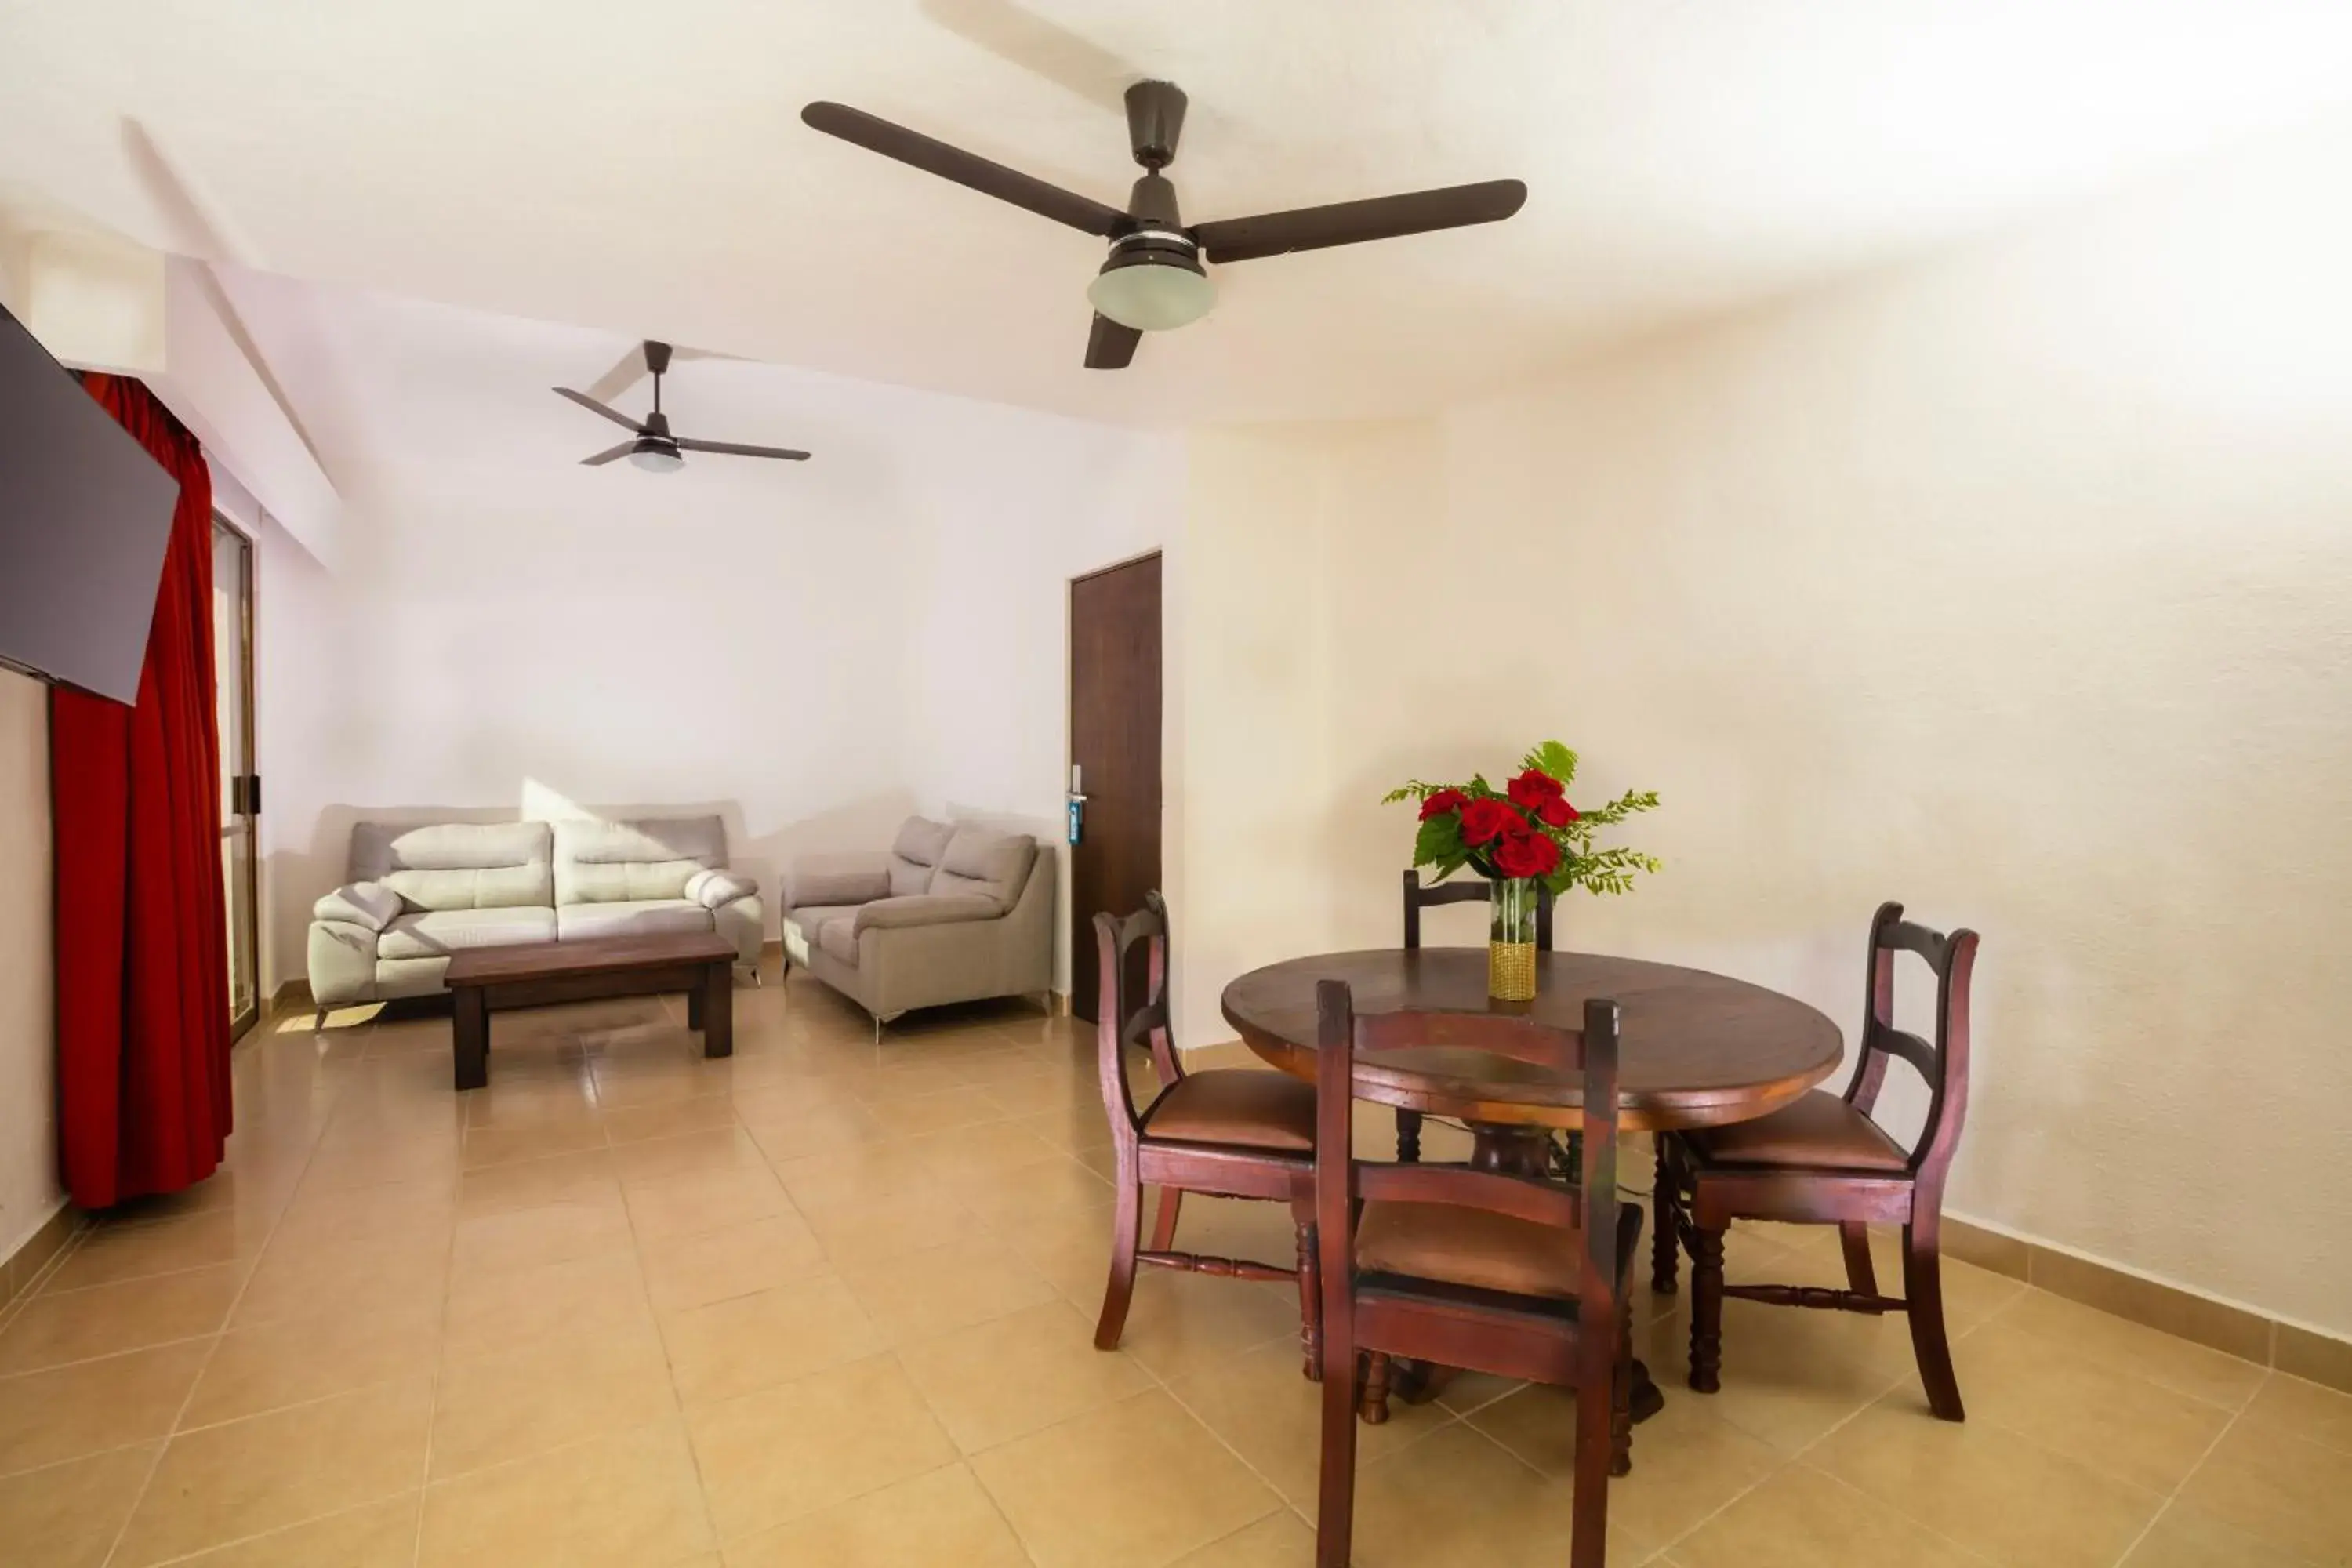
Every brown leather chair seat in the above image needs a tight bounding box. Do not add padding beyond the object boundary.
[1682,1091,1908,1173]
[1356,1201,1584,1299]
[1142,1069,1318,1152]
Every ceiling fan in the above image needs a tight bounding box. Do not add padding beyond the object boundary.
[554,342,810,470]
[800,82,1526,370]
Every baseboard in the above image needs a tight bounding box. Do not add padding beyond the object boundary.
[269,975,313,1014]
[1941,1210,2351,1394]
[0,1203,83,1318]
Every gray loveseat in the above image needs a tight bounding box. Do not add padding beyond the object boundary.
[781,816,1053,1033]
[308,816,762,1008]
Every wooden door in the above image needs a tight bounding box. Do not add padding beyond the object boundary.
[1069,553,1163,1024]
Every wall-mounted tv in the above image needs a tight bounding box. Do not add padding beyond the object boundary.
[0,301,179,705]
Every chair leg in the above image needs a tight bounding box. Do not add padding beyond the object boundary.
[1149,1188,1184,1252]
[1316,1312,1359,1568]
[1294,1207,1323,1382]
[1903,1221,1966,1421]
[1650,1139,1682,1296]
[1687,1224,1726,1393]
[1092,1174,1144,1352]
[1359,1352,1392,1425]
[1394,1108,1422,1163]
[1839,1221,1883,1312]
[1573,1315,1619,1568]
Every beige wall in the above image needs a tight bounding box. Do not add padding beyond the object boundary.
[1178,114,2352,1337]
[0,670,61,1264]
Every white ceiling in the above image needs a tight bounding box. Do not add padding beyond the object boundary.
[5,0,2352,424]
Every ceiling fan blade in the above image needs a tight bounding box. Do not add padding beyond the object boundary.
[800,101,1125,238]
[1194,179,1526,264]
[1084,312,1140,370]
[554,386,644,431]
[673,437,811,461]
[581,440,637,466]
[585,343,734,404]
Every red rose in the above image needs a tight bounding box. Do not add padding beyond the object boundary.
[1457,797,1516,845]
[1507,768,1565,810]
[1417,788,1469,820]
[1492,829,1562,880]
[1538,797,1580,827]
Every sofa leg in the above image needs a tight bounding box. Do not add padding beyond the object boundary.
[312,1007,328,1033]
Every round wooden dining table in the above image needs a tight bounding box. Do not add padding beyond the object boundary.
[1220,946,1845,1418]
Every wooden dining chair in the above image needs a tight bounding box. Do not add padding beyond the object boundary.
[1395,869,1554,1163]
[1091,892,1324,1379]
[1651,901,1980,1421]
[1312,982,1638,1568]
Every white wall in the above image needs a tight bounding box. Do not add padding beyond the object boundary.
[0,670,61,1264]
[247,282,1177,995]
[1178,112,2352,1338]
[895,401,1184,998]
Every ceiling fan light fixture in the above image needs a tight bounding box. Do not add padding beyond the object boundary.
[627,437,684,473]
[1087,241,1215,332]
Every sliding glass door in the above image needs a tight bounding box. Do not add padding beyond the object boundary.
[214,517,259,1040]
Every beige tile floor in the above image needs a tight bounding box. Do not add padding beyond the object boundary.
[2,967,2346,1567]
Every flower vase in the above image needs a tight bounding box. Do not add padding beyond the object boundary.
[1488,877,1540,1001]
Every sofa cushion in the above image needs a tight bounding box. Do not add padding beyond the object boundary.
[314,881,402,932]
[887,816,953,897]
[783,905,862,944]
[555,898,716,943]
[931,829,1036,913]
[350,822,554,912]
[852,894,1000,933]
[555,817,727,906]
[818,917,861,967]
[787,855,890,910]
[683,869,758,909]
[378,906,557,961]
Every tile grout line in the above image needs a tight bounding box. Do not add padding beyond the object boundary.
[2100,1364,2266,1568]
[95,1019,357,1568]
[1671,1271,2034,1568]
[597,1021,728,1566]
[404,1021,484,1568]
[0,1215,96,1336]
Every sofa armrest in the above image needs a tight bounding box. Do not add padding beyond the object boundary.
[307,920,380,1007]
[784,852,891,912]
[684,868,759,910]
[853,894,1001,934]
[313,880,402,932]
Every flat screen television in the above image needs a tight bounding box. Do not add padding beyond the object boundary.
[0,300,180,705]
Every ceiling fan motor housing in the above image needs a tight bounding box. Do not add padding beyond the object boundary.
[1125,80,1187,169]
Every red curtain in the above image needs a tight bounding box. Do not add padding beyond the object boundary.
[50,374,234,1209]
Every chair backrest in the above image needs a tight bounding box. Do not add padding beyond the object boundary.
[1092,891,1181,1145]
[1847,901,1980,1190]
[1312,983,1623,1319]
[1401,869,1553,951]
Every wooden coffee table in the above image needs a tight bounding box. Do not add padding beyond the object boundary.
[441,931,736,1091]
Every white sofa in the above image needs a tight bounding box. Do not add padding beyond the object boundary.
[307,816,762,1007]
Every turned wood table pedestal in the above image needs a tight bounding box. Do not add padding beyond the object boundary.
[1221,946,1844,1421]
[441,931,737,1091]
